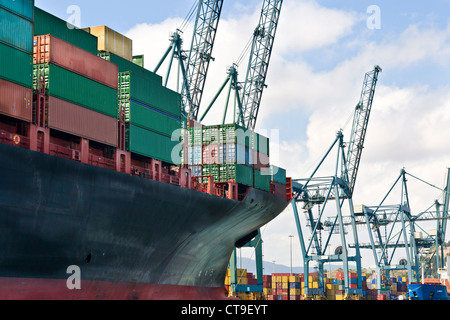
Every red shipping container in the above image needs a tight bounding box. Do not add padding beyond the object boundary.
[202,144,219,164]
[33,35,118,89]
[0,78,32,122]
[47,96,118,147]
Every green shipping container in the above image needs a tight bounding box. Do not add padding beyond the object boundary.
[126,124,178,165]
[0,42,32,87]
[202,125,219,145]
[218,123,253,149]
[0,0,34,21]
[121,99,181,138]
[202,164,220,183]
[255,133,270,156]
[219,164,254,187]
[254,169,271,192]
[33,63,117,117]
[118,71,180,118]
[34,7,98,55]
[270,165,286,185]
[99,52,159,82]
[0,8,33,53]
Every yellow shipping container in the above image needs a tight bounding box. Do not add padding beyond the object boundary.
[225,277,231,285]
[312,282,319,289]
[84,25,133,61]
[309,276,319,282]
[290,289,301,296]
[289,276,301,283]
[263,288,272,295]
[282,276,289,283]
[282,282,289,289]
[336,294,344,301]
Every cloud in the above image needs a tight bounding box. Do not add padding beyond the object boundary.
[124,1,450,268]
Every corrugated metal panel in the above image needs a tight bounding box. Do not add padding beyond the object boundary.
[33,63,118,118]
[0,42,32,88]
[118,71,180,118]
[47,96,118,147]
[254,169,271,191]
[126,124,178,164]
[34,7,98,55]
[0,0,34,21]
[99,52,161,82]
[85,26,132,61]
[219,164,254,186]
[33,35,118,89]
[0,8,33,53]
[121,99,180,137]
[0,78,32,122]
[270,165,286,185]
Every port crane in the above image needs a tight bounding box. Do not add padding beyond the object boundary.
[347,168,450,293]
[199,0,282,130]
[154,0,223,121]
[290,66,381,299]
[226,0,283,298]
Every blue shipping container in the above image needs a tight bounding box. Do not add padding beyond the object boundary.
[0,0,34,21]
[0,8,33,53]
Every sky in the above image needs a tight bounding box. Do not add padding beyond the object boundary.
[35,1,450,273]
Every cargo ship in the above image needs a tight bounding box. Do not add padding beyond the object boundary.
[0,3,291,299]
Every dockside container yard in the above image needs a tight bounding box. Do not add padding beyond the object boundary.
[0,0,449,303]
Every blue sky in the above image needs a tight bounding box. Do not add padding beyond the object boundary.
[35,1,450,269]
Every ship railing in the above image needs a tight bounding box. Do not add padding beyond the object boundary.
[0,130,30,150]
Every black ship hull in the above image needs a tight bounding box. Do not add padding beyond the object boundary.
[0,142,288,299]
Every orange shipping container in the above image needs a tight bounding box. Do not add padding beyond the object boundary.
[47,96,118,147]
[0,78,32,122]
[33,35,118,90]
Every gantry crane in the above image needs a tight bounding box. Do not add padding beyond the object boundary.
[348,168,450,292]
[290,66,381,299]
[154,0,223,120]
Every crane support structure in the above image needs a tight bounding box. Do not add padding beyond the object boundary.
[237,0,282,130]
[154,0,223,121]
[185,0,224,120]
[346,65,382,196]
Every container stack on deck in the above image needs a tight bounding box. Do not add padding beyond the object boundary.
[97,50,181,164]
[182,123,288,196]
[0,1,34,125]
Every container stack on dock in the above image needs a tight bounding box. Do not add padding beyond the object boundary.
[225,269,415,300]
[0,1,34,124]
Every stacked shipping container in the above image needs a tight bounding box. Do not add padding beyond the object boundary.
[32,18,119,147]
[0,1,34,123]
[225,270,412,300]
[183,123,280,192]
[99,51,181,164]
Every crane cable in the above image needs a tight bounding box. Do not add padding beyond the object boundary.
[180,0,199,32]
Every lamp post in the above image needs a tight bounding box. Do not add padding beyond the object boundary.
[289,235,294,275]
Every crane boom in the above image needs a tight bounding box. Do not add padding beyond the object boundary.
[184,0,224,120]
[237,0,282,130]
[345,65,382,196]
